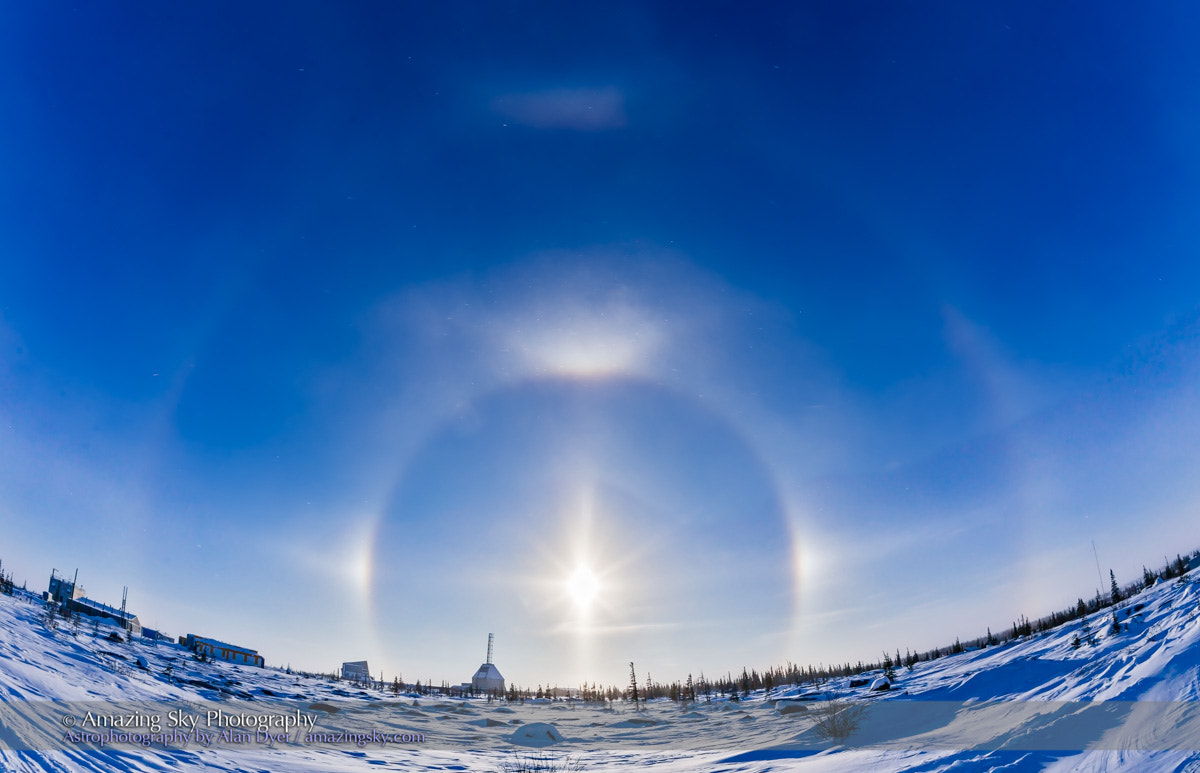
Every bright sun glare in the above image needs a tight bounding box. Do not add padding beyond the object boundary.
[566,565,599,610]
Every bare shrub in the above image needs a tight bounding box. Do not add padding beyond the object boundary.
[809,694,866,745]
[498,753,583,772]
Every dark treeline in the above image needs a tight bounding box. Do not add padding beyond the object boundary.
[594,549,1199,704]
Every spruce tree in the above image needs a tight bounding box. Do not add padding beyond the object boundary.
[1110,569,1122,604]
[628,662,640,709]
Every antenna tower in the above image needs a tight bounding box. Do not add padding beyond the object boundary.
[487,633,494,665]
[1091,540,1105,592]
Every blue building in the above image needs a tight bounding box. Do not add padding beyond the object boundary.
[183,634,264,667]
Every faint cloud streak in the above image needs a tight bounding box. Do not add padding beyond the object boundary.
[491,86,627,130]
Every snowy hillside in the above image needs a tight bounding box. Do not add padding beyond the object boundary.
[1,571,1199,772]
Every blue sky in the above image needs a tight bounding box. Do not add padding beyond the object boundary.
[3,2,1200,688]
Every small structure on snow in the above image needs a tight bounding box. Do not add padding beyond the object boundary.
[141,627,171,643]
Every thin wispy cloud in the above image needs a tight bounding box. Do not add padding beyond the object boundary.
[491,86,627,130]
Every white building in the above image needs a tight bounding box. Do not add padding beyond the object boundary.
[47,569,85,604]
[471,662,505,693]
[470,633,505,694]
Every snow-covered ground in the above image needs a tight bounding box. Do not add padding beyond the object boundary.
[1,571,1199,772]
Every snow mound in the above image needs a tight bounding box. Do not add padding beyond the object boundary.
[470,717,509,727]
[508,722,564,747]
[776,700,809,715]
[610,716,658,728]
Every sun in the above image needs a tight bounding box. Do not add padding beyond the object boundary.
[566,565,600,610]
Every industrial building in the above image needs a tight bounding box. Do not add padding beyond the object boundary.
[182,634,265,667]
[47,569,85,605]
[341,661,370,681]
[469,633,505,694]
[47,570,141,636]
[69,597,142,637]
